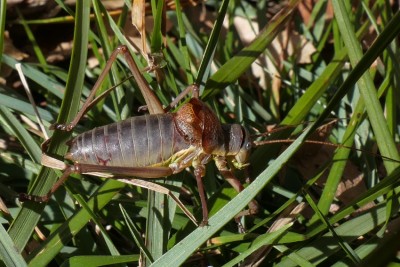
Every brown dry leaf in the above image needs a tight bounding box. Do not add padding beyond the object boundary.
[1,31,29,83]
[3,31,28,61]
[101,0,125,10]
[297,0,334,25]
[0,196,11,218]
[240,203,306,267]
[232,16,316,91]
[7,0,50,9]
[332,164,374,213]
[131,0,204,55]
[281,121,374,215]
[132,0,147,55]
[46,41,73,63]
[145,0,202,12]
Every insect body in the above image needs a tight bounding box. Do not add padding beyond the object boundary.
[64,96,252,225]
[67,98,251,173]
[67,113,190,170]
[21,46,256,226]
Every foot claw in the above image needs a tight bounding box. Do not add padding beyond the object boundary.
[49,123,73,131]
[199,220,209,227]
[18,193,48,203]
[18,193,30,202]
[50,123,65,131]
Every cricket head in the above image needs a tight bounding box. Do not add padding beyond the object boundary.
[233,126,252,169]
[222,124,252,169]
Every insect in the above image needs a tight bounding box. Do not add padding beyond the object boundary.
[20,45,258,226]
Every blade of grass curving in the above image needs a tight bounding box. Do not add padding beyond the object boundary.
[0,0,6,72]
[8,0,91,252]
[174,0,193,84]
[384,65,397,137]
[314,98,365,218]
[202,0,301,99]
[0,106,41,164]
[146,1,170,262]
[120,204,154,263]
[73,194,120,256]
[250,7,369,175]
[379,10,400,137]
[332,3,400,229]
[1,55,64,99]
[150,125,317,266]
[305,192,360,264]
[60,255,140,267]
[277,201,391,266]
[0,88,54,122]
[27,180,125,266]
[280,15,371,126]
[150,0,164,52]
[306,166,400,240]
[195,0,229,86]
[332,1,400,170]
[222,224,293,267]
[0,223,27,267]
[316,54,398,220]
[15,8,48,72]
[256,8,400,174]
[92,0,126,121]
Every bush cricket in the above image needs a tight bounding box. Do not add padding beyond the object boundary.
[19,42,399,228]
[19,45,259,226]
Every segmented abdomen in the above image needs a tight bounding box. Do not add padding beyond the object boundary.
[66,114,189,167]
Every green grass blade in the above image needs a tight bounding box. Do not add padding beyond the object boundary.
[60,255,139,267]
[0,0,6,72]
[307,167,400,239]
[4,2,400,265]
[0,106,41,164]
[0,86,54,121]
[73,194,120,255]
[15,8,48,72]
[8,0,91,252]
[0,223,27,267]
[314,98,364,217]
[92,0,126,121]
[332,1,400,171]
[150,0,164,52]
[202,0,301,99]
[26,180,124,266]
[277,202,391,266]
[145,188,167,262]
[305,192,360,264]
[222,224,293,267]
[1,55,64,99]
[195,0,229,85]
[151,126,316,266]
[173,0,193,84]
[120,204,154,263]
